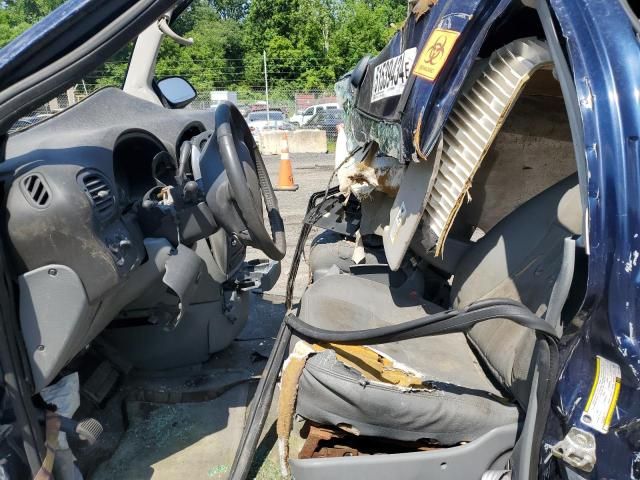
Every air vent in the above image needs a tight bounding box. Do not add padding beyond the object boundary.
[80,172,116,220]
[21,173,51,208]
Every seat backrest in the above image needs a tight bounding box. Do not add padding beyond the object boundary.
[450,174,581,405]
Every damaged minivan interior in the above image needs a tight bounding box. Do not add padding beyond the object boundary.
[2,0,636,479]
[268,9,587,479]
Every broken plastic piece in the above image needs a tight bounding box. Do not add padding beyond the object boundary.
[162,244,205,330]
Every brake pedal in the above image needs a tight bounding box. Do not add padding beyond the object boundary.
[39,413,104,445]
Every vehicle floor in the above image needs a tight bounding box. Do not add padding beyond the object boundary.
[85,293,300,480]
[83,154,335,479]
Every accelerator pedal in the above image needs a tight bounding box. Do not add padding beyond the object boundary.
[74,417,104,445]
[81,361,119,407]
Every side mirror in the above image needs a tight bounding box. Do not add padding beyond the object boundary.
[156,76,197,109]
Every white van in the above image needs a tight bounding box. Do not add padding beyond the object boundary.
[290,102,339,126]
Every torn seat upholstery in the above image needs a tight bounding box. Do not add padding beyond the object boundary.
[291,174,581,447]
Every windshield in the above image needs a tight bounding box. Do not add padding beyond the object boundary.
[2,0,404,133]
[249,111,285,121]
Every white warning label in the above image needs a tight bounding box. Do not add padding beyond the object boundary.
[580,355,621,434]
[371,48,417,103]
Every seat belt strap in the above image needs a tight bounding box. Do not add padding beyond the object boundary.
[285,299,559,345]
[546,236,578,335]
[33,413,60,480]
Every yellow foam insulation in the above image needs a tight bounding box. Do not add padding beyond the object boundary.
[277,341,315,477]
[313,343,425,388]
[277,340,429,476]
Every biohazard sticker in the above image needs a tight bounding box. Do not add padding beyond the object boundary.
[413,28,460,81]
[581,356,622,434]
[371,48,417,103]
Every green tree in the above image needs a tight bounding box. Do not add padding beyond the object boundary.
[156,2,244,93]
[1,0,409,92]
[329,0,406,76]
[242,0,336,88]
[242,0,405,89]
[207,0,248,20]
[0,0,65,47]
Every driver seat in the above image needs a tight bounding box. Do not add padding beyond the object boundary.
[293,174,581,448]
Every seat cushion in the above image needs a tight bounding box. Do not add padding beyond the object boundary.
[309,230,386,281]
[451,174,581,406]
[294,175,581,445]
[295,275,520,445]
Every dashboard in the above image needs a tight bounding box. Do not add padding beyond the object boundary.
[4,88,213,299]
[1,87,230,391]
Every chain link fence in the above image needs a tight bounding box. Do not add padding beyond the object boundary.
[9,79,340,137]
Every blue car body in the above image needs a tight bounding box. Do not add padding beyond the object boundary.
[1,0,639,477]
[548,1,640,477]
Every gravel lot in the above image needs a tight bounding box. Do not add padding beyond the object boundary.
[246,152,337,299]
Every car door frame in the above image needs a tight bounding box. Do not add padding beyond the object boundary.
[0,0,185,474]
[540,0,640,477]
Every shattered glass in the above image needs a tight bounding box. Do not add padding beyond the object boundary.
[335,77,404,161]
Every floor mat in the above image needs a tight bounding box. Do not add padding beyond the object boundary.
[90,294,303,479]
[92,384,250,480]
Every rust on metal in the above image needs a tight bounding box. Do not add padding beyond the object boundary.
[298,422,443,459]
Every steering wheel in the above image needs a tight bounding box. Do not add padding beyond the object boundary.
[201,102,286,261]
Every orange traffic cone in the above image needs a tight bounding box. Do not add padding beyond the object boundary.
[274,133,299,191]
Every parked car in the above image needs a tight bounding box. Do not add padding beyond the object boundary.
[9,113,53,132]
[247,110,294,143]
[302,109,344,139]
[236,103,251,117]
[290,102,340,126]
[247,102,287,115]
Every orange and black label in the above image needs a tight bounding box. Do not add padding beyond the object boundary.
[413,28,460,81]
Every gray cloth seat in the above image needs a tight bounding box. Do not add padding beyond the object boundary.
[309,230,386,280]
[295,174,581,445]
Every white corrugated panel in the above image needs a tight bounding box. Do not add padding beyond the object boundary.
[424,38,552,255]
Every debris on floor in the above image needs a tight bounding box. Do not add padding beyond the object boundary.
[92,384,249,480]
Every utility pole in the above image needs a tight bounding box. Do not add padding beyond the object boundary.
[263,50,270,125]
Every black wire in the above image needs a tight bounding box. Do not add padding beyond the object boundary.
[284,147,359,310]
[229,321,292,480]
